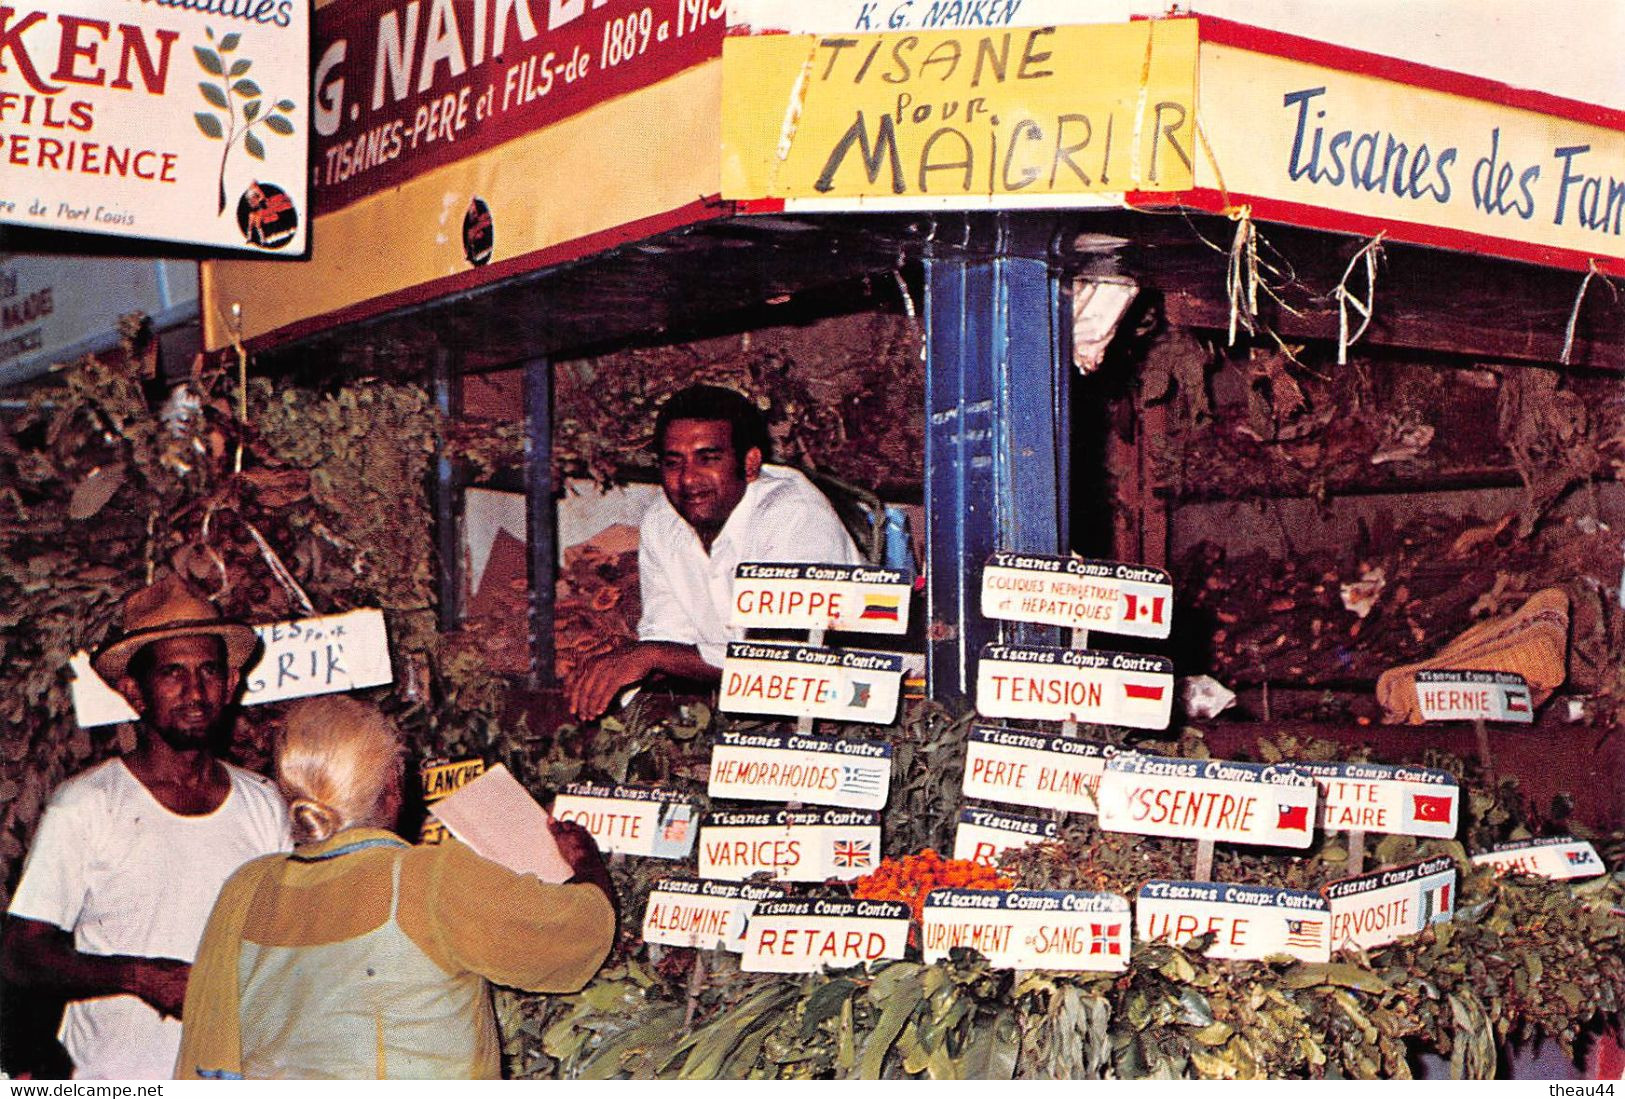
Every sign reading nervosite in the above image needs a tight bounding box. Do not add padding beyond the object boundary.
[1322,857,1456,951]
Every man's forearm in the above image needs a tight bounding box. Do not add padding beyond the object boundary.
[637,640,720,682]
[2,916,187,1014]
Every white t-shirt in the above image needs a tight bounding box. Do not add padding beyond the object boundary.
[8,758,291,1079]
[637,464,862,667]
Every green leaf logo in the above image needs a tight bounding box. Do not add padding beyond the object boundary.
[193,27,298,215]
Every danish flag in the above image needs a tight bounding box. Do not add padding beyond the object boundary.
[1089,923,1123,955]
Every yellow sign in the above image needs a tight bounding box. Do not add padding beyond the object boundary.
[419,757,486,844]
[722,20,1198,206]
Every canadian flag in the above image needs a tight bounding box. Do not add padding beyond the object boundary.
[1121,593,1167,625]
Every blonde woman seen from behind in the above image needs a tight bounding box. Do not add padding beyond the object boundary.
[175,696,616,1079]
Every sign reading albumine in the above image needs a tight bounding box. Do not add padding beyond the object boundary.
[708,728,892,810]
[551,783,697,860]
[1097,756,1318,849]
[1323,857,1457,952]
[1472,836,1606,881]
[981,552,1173,639]
[1291,761,1460,838]
[698,808,882,882]
[922,889,1131,971]
[731,562,911,634]
[641,879,790,952]
[1415,670,1534,723]
[719,642,904,724]
[954,807,1060,866]
[976,644,1174,730]
[1136,881,1331,963]
[742,897,910,973]
[961,725,1123,814]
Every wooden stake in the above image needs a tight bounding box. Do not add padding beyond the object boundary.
[1060,629,1088,738]
[797,629,826,737]
[1194,840,1215,882]
[1473,718,1494,774]
[1347,830,1366,873]
[684,951,707,1029]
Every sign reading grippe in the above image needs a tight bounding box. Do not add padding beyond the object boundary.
[550,782,698,860]
[961,725,1124,815]
[741,897,910,973]
[1096,755,1319,849]
[922,889,1131,972]
[731,562,911,634]
[698,807,881,882]
[1472,836,1607,881]
[641,878,789,952]
[720,19,1198,207]
[708,728,892,810]
[418,757,485,844]
[1322,856,1456,952]
[1291,761,1460,839]
[954,806,1059,867]
[1136,881,1331,963]
[1415,670,1534,724]
[981,552,1172,639]
[0,0,308,251]
[719,641,904,724]
[976,644,1173,731]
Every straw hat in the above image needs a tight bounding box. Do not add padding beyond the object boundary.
[92,577,260,682]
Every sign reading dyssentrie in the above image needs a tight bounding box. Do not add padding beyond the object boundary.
[742,897,910,973]
[1137,881,1331,962]
[1323,857,1456,952]
[708,728,892,810]
[550,783,697,860]
[962,725,1123,814]
[954,807,1060,867]
[720,642,904,724]
[1097,756,1318,849]
[922,889,1131,971]
[981,553,1172,639]
[418,757,485,844]
[731,562,911,635]
[698,808,882,882]
[1292,762,1460,838]
[976,645,1173,730]
[641,879,790,952]
[1472,836,1607,881]
[1415,670,1534,723]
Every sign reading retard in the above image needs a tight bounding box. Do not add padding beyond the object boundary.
[742,897,910,973]
[961,725,1125,815]
[1291,761,1460,839]
[641,879,790,953]
[719,641,904,724]
[981,552,1172,639]
[1096,755,1319,849]
[1322,856,1457,952]
[1415,670,1534,723]
[550,782,698,860]
[922,889,1131,972]
[976,644,1174,730]
[698,808,882,882]
[731,562,911,634]
[1136,881,1331,963]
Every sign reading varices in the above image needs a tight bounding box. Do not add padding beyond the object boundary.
[0,0,308,250]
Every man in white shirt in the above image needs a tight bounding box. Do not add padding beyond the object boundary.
[567,385,860,720]
[1,578,290,1079]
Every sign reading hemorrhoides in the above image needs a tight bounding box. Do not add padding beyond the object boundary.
[641,879,790,952]
[698,808,882,882]
[1323,857,1456,951]
[1292,762,1460,838]
[922,890,1131,971]
[982,553,1172,639]
[707,728,891,810]
[742,898,910,973]
[0,0,308,251]
[955,808,1059,867]
[731,563,911,634]
[719,642,904,724]
[962,726,1119,814]
[550,783,698,860]
[1137,881,1331,963]
[1472,836,1607,881]
[976,645,1174,730]
[1097,756,1319,849]
[1415,670,1534,723]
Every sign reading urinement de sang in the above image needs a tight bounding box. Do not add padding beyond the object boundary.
[922,889,1131,971]
[1136,881,1331,963]
[719,641,904,723]
[961,725,1122,814]
[1415,670,1534,723]
[976,644,1173,730]
[731,562,911,634]
[1096,755,1318,849]
[981,552,1172,639]
[1291,761,1460,838]
[1322,857,1456,952]
[707,728,892,810]
[1472,836,1607,881]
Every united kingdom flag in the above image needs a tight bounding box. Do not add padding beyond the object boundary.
[832,840,873,869]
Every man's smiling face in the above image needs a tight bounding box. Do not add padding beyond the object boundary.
[659,417,761,547]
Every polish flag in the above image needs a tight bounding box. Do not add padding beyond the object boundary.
[1123,682,1166,702]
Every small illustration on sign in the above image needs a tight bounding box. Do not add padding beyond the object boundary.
[235,181,299,249]
[463,196,494,265]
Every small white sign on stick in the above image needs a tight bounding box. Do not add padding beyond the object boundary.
[922,889,1131,971]
[707,728,891,810]
[961,725,1124,814]
[1097,756,1318,849]
[641,879,790,952]
[954,807,1060,866]
[981,552,1172,639]
[719,642,904,724]
[1472,836,1606,881]
[1292,761,1460,839]
[1323,856,1457,951]
[976,644,1173,730]
[1415,670,1534,723]
[1136,881,1331,962]
[698,808,882,882]
[550,783,698,860]
[741,897,910,973]
[731,562,911,634]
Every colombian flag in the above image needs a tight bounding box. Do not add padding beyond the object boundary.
[860,595,901,622]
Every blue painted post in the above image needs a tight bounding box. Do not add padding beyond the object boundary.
[523,356,556,686]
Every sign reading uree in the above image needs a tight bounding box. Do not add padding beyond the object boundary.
[641,879,790,953]
[1292,761,1460,838]
[1097,756,1319,849]
[71,607,392,726]
[1472,836,1607,881]
[1323,857,1457,952]
[731,562,911,635]
[982,552,1172,639]
[698,808,881,882]
[922,889,1131,972]
[1137,881,1331,962]
[551,783,697,860]
[708,728,891,810]
[742,897,910,973]
[962,725,1122,815]
[976,644,1173,730]
[1415,670,1534,723]
[720,642,904,724]
[954,807,1060,867]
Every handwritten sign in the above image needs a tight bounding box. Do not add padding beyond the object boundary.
[551,782,697,860]
[698,807,881,882]
[1097,756,1318,849]
[976,644,1173,730]
[981,552,1172,639]
[731,562,911,635]
[641,878,790,952]
[741,897,910,973]
[70,607,392,727]
[1137,881,1331,962]
[418,757,485,844]
[1472,836,1607,881]
[961,725,1122,814]
[1415,670,1534,723]
[719,641,904,723]
[1323,857,1456,951]
[922,889,1131,971]
[708,728,891,810]
[1291,761,1460,838]
[954,807,1059,866]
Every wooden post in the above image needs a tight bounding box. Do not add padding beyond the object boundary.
[1193,840,1214,882]
[1473,718,1494,774]
[1346,830,1366,873]
[1059,628,1088,739]
[796,628,826,737]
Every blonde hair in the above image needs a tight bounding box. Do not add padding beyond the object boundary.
[277,696,405,844]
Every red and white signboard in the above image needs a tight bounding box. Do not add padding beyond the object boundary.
[1415,670,1534,723]
[551,782,697,860]
[731,562,911,635]
[741,897,910,973]
[708,728,891,810]
[1323,857,1456,952]
[1137,881,1331,962]
[719,641,904,724]
[982,552,1172,639]
[1292,761,1460,838]
[922,889,1131,972]
[961,725,1123,814]
[1097,756,1318,849]
[1472,836,1607,881]
[976,644,1173,730]
[641,879,789,953]
[698,807,881,882]
[954,807,1060,867]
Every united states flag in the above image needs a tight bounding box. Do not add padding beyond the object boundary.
[1285,919,1324,949]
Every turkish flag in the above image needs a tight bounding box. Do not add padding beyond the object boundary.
[1277,804,1309,831]
[1412,793,1454,823]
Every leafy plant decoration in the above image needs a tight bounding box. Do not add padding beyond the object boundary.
[192,27,298,214]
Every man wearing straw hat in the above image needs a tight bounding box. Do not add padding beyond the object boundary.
[1,577,290,1079]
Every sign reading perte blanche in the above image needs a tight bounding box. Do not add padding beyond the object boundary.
[982,552,1172,639]
[961,725,1122,814]
[0,0,308,251]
